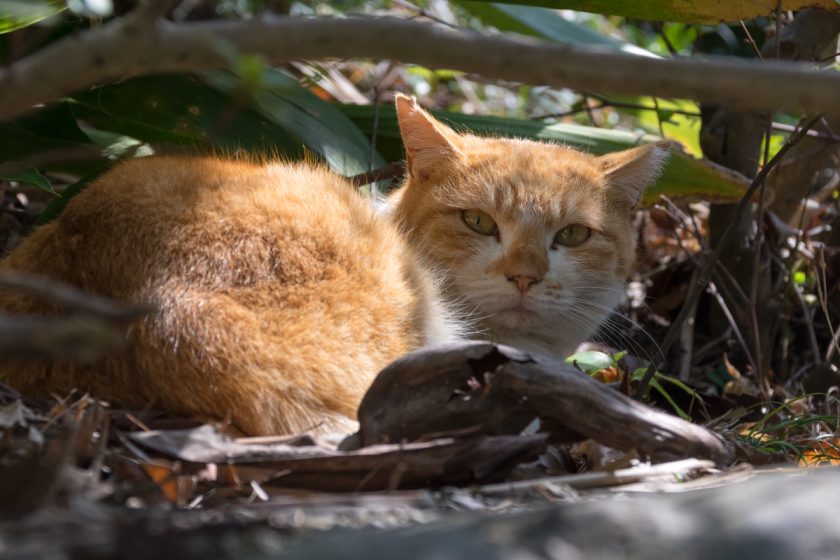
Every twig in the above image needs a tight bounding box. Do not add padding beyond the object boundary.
[652,96,665,137]
[0,270,150,322]
[817,248,840,362]
[348,161,405,187]
[707,282,759,375]
[771,122,840,143]
[790,281,822,366]
[540,96,702,120]
[738,20,764,60]
[653,22,680,57]
[1,17,840,121]
[774,0,783,60]
[746,108,775,386]
[391,0,459,30]
[635,114,823,399]
[658,198,759,376]
[817,51,840,63]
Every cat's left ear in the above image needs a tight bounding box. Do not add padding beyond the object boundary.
[395,94,463,181]
[598,142,671,207]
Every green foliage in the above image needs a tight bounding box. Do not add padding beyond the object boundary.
[565,350,617,374]
[69,69,384,175]
[0,0,64,34]
[458,0,840,23]
[566,349,699,420]
[629,368,698,421]
[458,1,657,57]
[36,168,106,225]
[0,167,54,194]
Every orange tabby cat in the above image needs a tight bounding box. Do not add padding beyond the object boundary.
[0,95,666,435]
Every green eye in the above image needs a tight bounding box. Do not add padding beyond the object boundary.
[553,224,591,248]
[461,209,499,237]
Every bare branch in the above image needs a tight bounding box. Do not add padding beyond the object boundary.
[0,271,151,323]
[1,16,839,121]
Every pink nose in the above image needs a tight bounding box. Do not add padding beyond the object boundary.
[507,274,539,294]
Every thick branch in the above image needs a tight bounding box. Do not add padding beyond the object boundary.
[1,15,839,121]
[350,342,735,466]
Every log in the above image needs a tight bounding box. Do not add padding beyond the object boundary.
[348,342,735,466]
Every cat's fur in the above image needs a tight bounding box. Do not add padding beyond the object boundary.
[0,95,667,435]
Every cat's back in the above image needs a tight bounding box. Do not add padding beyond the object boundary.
[0,155,443,435]
[3,155,398,298]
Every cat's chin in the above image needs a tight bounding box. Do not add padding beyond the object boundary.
[490,306,541,328]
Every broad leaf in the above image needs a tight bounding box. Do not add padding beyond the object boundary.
[0,0,64,34]
[566,350,615,374]
[205,70,384,175]
[0,103,104,178]
[465,0,840,24]
[36,167,107,225]
[0,166,55,194]
[71,74,302,153]
[71,70,383,176]
[458,2,658,57]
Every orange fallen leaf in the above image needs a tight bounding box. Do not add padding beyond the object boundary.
[798,438,840,467]
[141,460,195,505]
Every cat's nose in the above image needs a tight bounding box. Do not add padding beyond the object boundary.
[507,274,539,294]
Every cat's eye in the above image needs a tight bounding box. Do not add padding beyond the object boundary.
[553,224,591,248]
[461,209,499,237]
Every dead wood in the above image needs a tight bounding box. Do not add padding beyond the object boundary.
[129,424,546,492]
[347,342,735,466]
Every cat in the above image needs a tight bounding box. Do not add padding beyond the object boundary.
[0,95,667,436]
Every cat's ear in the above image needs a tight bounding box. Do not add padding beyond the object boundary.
[395,94,462,181]
[598,142,671,207]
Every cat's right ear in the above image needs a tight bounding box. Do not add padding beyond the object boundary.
[395,94,462,181]
[598,142,671,208]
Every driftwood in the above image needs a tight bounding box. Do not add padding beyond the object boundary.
[347,342,735,466]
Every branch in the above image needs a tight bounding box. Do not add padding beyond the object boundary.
[351,342,735,466]
[0,270,150,323]
[1,16,840,121]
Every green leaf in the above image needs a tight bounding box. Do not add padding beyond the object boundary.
[204,70,384,175]
[630,368,695,421]
[0,0,64,33]
[0,166,55,194]
[458,2,658,57]
[339,104,749,204]
[565,350,615,374]
[459,0,840,24]
[70,70,383,176]
[36,167,107,225]
[0,103,95,165]
[616,96,703,157]
[70,74,295,151]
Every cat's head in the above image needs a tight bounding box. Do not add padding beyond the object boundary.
[390,95,669,357]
